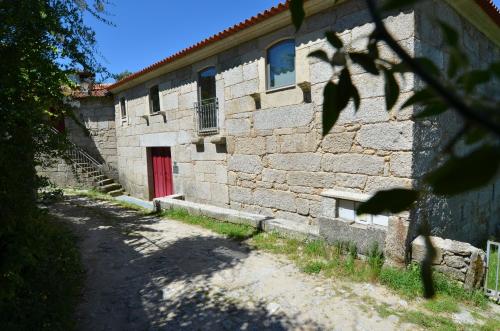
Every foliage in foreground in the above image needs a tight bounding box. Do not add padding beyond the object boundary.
[0,210,83,331]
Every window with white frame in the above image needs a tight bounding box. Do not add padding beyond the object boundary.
[120,97,127,119]
[337,199,389,226]
[149,85,160,114]
[266,39,296,89]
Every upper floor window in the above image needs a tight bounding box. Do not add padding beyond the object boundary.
[198,66,216,103]
[120,97,127,118]
[266,39,296,90]
[149,85,160,114]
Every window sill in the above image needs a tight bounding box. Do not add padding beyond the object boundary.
[335,218,388,230]
[149,112,162,116]
[265,84,296,94]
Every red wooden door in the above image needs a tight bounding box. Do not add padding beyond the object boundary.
[151,147,173,198]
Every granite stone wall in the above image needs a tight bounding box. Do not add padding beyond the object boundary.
[411,0,500,246]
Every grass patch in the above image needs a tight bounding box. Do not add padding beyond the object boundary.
[400,310,457,331]
[422,295,460,313]
[486,247,498,290]
[0,210,83,331]
[159,208,258,241]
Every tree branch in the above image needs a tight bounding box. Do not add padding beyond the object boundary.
[365,0,500,138]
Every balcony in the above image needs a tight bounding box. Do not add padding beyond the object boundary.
[194,97,219,135]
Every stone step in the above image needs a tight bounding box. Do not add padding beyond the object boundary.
[98,183,122,193]
[108,188,125,197]
[97,178,114,186]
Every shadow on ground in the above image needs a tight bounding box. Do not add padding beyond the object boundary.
[52,195,319,330]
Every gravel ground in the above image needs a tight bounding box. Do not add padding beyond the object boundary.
[50,196,435,330]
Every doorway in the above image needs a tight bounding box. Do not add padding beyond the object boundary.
[150,147,173,198]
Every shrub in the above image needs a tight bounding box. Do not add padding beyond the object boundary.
[0,210,83,331]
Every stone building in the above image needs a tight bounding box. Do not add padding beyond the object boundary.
[45,0,500,264]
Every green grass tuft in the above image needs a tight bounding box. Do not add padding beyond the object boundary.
[422,295,460,313]
[160,208,258,241]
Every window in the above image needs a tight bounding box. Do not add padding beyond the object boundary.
[337,199,389,226]
[195,67,218,134]
[149,85,160,113]
[266,39,296,89]
[198,67,216,103]
[120,97,127,119]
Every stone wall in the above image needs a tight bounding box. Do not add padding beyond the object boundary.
[411,0,500,246]
[113,0,418,225]
[412,235,486,289]
[38,96,117,187]
[67,96,118,178]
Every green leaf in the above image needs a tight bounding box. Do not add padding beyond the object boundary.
[415,58,440,77]
[401,88,434,109]
[349,52,379,75]
[439,20,459,47]
[426,145,500,196]
[457,69,491,92]
[356,189,419,215]
[381,0,419,12]
[447,48,467,79]
[308,50,329,63]
[322,81,340,136]
[490,62,500,78]
[414,102,448,119]
[290,0,305,31]
[383,69,400,110]
[464,127,487,145]
[325,31,343,49]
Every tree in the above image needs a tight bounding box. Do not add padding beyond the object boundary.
[0,0,108,307]
[290,0,500,297]
[112,70,133,82]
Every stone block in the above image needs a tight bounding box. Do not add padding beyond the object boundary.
[333,173,367,190]
[226,118,251,136]
[262,168,286,184]
[253,189,296,212]
[268,153,322,171]
[253,104,314,130]
[227,154,263,174]
[229,79,258,99]
[234,137,266,155]
[286,171,334,188]
[322,153,384,175]
[280,133,318,153]
[222,67,243,86]
[435,265,466,282]
[322,132,355,153]
[319,217,387,254]
[364,176,412,193]
[211,183,229,204]
[357,122,413,151]
[215,165,227,184]
[162,93,179,111]
[242,62,258,80]
[390,152,412,178]
[229,186,253,204]
[384,217,410,267]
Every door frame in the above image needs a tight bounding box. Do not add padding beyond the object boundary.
[147,147,174,200]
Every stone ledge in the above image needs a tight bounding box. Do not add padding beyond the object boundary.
[320,189,371,202]
[154,196,319,239]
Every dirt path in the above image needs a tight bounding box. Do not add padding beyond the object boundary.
[51,196,420,330]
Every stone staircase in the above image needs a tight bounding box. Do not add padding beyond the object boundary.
[59,130,125,197]
[72,160,125,196]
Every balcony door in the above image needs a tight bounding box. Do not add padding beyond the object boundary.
[196,67,218,134]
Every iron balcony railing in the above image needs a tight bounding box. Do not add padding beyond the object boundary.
[194,97,219,135]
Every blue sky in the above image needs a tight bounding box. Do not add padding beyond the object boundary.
[86,1,280,80]
[87,0,500,81]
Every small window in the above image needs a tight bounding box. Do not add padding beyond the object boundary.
[149,85,160,113]
[120,97,127,119]
[266,39,296,89]
[198,67,216,104]
[337,199,389,227]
